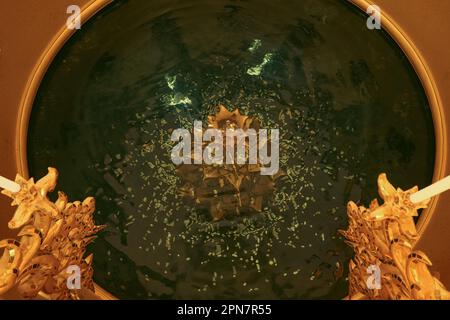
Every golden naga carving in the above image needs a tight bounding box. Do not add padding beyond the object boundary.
[341,173,450,300]
[0,168,105,300]
[177,105,282,220]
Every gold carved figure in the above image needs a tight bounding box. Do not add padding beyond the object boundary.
[341,173,450,300]
[0,168,105,299]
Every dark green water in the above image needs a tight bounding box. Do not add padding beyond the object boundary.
[28,0,435,299]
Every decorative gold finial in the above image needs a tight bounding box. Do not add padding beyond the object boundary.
[341,173,450,300]
[177,105,282,220]
[0,168,105,299]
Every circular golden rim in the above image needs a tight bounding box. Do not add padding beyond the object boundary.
[15,0,115,300]
[15,0,446,299]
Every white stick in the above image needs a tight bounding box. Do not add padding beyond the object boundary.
[410,175,450,204]
[0,175,21,193]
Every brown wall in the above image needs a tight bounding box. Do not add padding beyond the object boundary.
[1,0,450,286]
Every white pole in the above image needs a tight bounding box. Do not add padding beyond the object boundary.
[0,175,21,193]
[410,175,450,204]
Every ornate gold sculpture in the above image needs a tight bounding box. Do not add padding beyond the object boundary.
[0,168,105,300]
[341,173,450,300]
[177,105,282,220]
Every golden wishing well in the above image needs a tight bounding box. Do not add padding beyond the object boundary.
[0,168,104,299]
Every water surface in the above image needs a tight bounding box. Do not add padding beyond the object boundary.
[28,0,435,299]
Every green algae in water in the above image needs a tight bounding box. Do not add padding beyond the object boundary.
[28,0,434,299]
